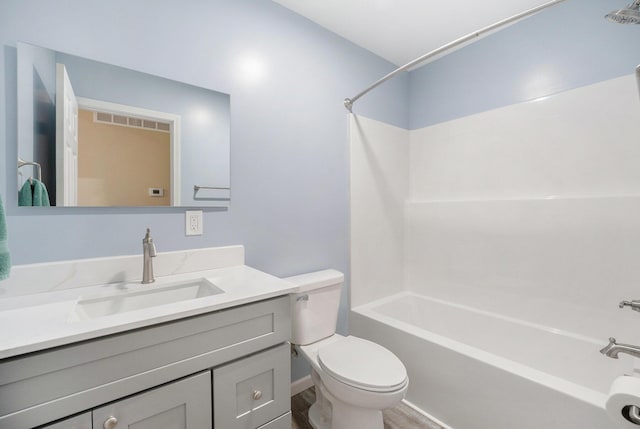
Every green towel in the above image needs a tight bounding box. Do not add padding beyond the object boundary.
[18,180,32,206]
[0,194,10,281]
[18,179,50,207]
[33,179,50,207]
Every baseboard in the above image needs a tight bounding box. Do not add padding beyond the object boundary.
[402,399,454,429]
[291,374,313,396]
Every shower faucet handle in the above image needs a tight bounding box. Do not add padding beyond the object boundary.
[619,300,640,312]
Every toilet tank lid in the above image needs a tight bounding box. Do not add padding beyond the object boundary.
[284,269,344,293]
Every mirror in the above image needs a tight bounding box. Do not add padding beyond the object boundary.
[17,42,231,207]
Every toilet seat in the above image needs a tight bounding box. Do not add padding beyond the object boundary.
[317,336,407,393]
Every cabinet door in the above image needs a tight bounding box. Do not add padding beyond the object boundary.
[41,412,91,429]
[92,372,211,429]
[213,343,290,429]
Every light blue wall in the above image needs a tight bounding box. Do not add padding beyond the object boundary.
[0,0,408,381]
[409,0,640,129]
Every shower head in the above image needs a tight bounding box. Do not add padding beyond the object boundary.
[605,0,640,24]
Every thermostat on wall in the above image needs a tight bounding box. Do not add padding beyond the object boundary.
[148,188,164,197]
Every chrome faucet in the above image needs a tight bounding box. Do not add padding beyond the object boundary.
[600,337,640,359]
[620,300,640,312]
[142,228,157,284]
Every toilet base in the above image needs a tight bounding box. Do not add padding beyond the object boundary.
[308,402,330,429]
[330,401,384,429]
[308,395,385,429]
[309,373,386,429]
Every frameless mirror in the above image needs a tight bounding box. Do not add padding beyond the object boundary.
[17,42,230,207]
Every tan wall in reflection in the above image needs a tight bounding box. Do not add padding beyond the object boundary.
[77,109,170,206]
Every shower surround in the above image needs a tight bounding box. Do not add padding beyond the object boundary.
[349,72,640,429]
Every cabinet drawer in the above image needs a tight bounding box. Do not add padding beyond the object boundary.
[92,371,211,429]
[213,343,290,429]
[257,412,291,429]
[40,412,91,429]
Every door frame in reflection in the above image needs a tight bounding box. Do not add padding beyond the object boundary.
[76,97,181,206]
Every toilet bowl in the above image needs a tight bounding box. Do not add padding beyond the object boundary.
[298,334,408,429]
[286,270,408,429]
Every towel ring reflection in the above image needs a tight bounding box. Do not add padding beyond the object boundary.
[18,158,42,182]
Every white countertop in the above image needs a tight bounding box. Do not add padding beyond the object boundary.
[0,264,298,360]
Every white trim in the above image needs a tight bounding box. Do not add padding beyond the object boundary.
[291,374,313,397]
[76,97,182,206]
[402,399,454,429]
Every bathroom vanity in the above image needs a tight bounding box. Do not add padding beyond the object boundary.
[0,246,297,429]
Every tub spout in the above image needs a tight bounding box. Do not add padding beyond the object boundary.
[619,300,640,312]
[600,337,640,359]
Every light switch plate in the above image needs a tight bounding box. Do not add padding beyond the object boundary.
[185,210,203,236]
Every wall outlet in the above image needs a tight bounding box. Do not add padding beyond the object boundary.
[185,210,203,236]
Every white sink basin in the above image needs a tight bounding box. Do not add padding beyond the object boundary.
[72,278,224,321]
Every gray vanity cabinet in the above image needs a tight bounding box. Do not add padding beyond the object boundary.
[257,412,292,429]
[0,296,291,429]
[213,343,290,429]
[92,371,212,429]
[40,413,91,429]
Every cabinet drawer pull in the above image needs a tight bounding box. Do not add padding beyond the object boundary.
[252,390,263,401]
[104,416,118,429]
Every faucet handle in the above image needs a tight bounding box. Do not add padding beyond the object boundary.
[148,241,157,257]
[619,300,640,312]
[143,228,157,257]
[600,337,618,357]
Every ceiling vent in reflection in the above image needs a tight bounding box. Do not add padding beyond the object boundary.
[93,111,170,133]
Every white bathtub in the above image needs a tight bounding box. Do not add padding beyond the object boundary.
[351,292,630,429]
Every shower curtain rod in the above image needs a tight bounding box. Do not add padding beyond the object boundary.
[343,0,568,111]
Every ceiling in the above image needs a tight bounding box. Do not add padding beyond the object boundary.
[272,0,565,66]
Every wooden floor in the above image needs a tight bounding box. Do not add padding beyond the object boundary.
[291,387,442,429]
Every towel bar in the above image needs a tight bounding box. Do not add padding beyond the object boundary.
[194,185,230,192]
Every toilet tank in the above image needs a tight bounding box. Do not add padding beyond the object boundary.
[285,269,344,346]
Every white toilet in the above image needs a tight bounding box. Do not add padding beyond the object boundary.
[286,269,408,429]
